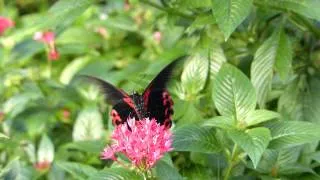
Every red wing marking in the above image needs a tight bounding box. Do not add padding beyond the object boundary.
[123,97,135,109]
[162,91,174,128]
[143,88,151,109]
[111,109,122,125]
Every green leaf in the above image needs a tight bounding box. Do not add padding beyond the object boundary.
[277,79,300,119]
[0,159,33,180]
[0,133,9,139]
[256,147,302,174]
[278,77,320,123]
[213,64,256,121]
[9,39,43,63]
[102,14,138,32]
[48,163,65,180]
[302,78,320,123]
[5,0,93,43]
[175,101,203,125]
[309,151,320,163]
[298,175,320,180]
[57,27,101,45]
[88,167,143,180]
[61,140,105,154]
[254,150,278,174]
[173,125,221,153]
[209,44,227,80]
[188,14,216,32]
[182,166,214,179]
[266,121,320,149]
[277,147,302,165]
[177,0,212,8]
[202,116,235,130]
[60,56,91,85]
[211,0,253,40]
[155,159,183,180]
[251,28,292,107]
[228,127,271,168]
[190,152,210,166]
[278,163,315,175]
[257,0,320,21]
[72,107,104,141]
[37,135,54,164]
[3,92,43,119]
[274,30,293,80]
[56,161,97,180]
[181,54,209,98]
[43,0,93,29]
[244,110,280,127]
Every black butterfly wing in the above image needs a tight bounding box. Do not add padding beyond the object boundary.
[111,99,137,126]
[143,56,185,128]
[81,75,137,125]
[143,89,174,128]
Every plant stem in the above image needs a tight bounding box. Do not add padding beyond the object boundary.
[47,56,52,79]
[224,144,238,180]
[140,0,194,20]
[142,171,148,180]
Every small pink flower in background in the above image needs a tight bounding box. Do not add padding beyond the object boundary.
[153,31,162,44]
[101,118,173,171]
[95,27,109,39]
[48,48,59,60]
[62,108,71,119]
[59,108,71,123]
[34,160,51,171]
[0,16,14,35]
[33,31,55,44]
[33,31,60,61]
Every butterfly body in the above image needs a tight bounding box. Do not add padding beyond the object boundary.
[110,90,174,129]
[83,57,185,129]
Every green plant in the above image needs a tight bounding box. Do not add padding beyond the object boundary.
[1,0,320,179]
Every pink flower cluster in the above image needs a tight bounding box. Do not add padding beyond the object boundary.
[0,16,14,35]
[101,118,173,170]
[33,31,59,60]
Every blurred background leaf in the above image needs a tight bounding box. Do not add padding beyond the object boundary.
[1,0,320,179]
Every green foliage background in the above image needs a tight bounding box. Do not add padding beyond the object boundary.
[1,0,320,179]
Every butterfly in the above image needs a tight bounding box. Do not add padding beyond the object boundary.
[82,56,185,129]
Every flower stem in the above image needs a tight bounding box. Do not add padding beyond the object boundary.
[224,144,238,180]
[47,57,52,79]
[142,171,148,180]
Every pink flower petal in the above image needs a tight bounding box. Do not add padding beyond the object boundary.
[33,31,55,44]
[101,117,173,170]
